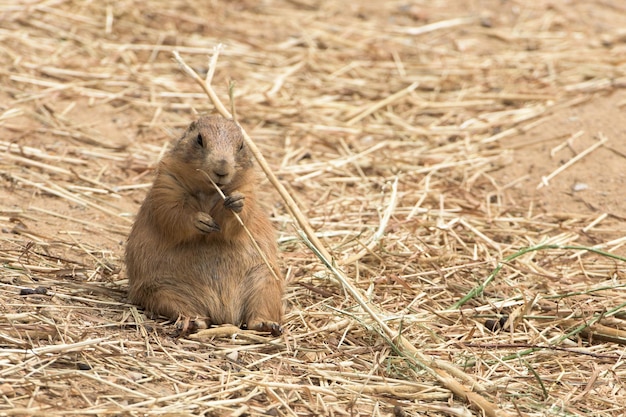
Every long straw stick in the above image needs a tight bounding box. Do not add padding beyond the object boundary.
[197,169,281,283]
[173,47,512,417]
[537,133,608,189]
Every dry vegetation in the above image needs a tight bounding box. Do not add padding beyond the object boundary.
[1,0,626,416]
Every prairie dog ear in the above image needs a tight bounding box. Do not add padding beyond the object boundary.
[177,120,199,143]
[186,120,198,133]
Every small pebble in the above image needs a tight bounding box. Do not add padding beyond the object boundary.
[484,316,508,332]
[0,383,15,396]
[77,362,92,371]
[19,286,49,296]
[394,405,407,417]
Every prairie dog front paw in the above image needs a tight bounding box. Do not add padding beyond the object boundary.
[194,212,220,233]
[224,191,245,213]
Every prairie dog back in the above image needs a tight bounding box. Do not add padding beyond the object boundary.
[125,115,284,335]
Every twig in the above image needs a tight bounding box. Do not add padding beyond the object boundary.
[9,173,131,223]
[449,243,626,310]
[205,43,222,86]
[173,48,512,417]
[538,133,608,189]
[345,82,418,125]
[461,342,620,360]
[394,16,479,36]
[341,176,399,265]
[173,48,330,283]
[197,169,281,283]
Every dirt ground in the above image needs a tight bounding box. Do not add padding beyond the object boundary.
[499,89,626,222]
[1,0,626,416]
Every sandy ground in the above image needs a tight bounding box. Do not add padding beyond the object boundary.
[1,0,626,416]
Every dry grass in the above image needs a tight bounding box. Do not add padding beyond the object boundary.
[1,0,626,416]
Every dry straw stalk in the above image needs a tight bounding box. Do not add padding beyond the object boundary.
[2,1,626,416]
[174,48,510,417]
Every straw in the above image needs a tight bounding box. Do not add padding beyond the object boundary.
[2,1,626,416]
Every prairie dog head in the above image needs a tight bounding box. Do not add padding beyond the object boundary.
[167,116,253,191]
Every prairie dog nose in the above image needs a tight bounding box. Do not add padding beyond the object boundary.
[212,159,232,180]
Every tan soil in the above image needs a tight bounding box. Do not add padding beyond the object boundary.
[1,0,626,416]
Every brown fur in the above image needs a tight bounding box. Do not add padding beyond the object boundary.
[125,115,284,335]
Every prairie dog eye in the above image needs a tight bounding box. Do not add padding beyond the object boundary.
[196,133,203,147]
[238,141,244,152]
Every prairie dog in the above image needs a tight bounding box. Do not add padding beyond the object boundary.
[125,115,283,335]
